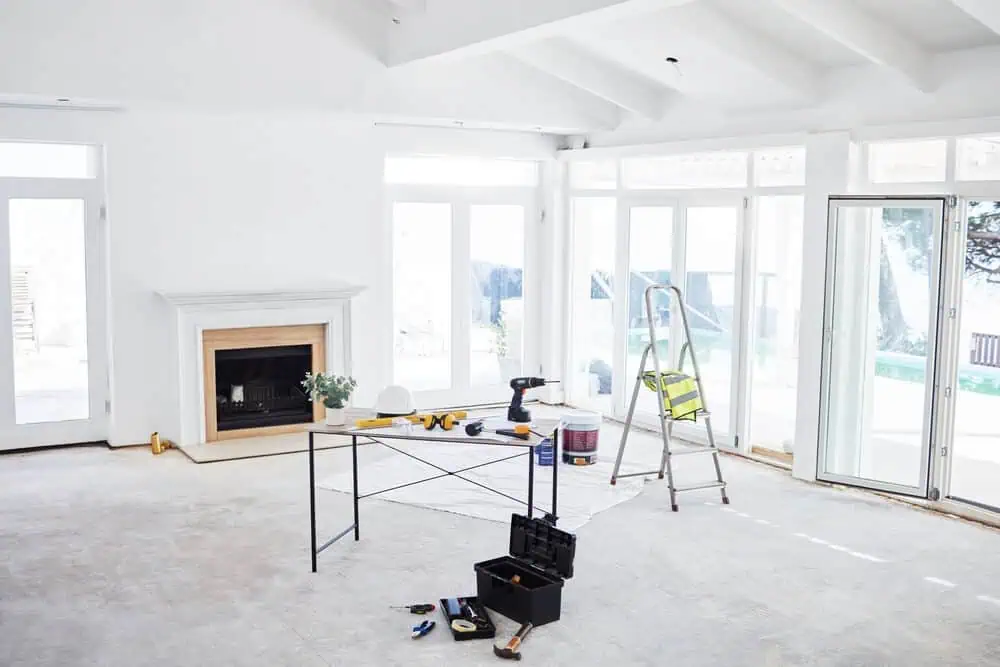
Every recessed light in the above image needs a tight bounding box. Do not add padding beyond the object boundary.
[392,17,401,24]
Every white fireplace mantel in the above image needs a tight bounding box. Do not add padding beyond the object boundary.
[158,284,366,446]
[158,285,366,310]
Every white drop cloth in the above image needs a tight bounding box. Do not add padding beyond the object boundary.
[319,438,648,531]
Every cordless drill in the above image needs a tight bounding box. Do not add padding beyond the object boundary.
[507,377,556,423]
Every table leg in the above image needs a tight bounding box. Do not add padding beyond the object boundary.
[527,443,535,519]
[552,428,559,524]
[309,431,317,573]
[352,434,360,541]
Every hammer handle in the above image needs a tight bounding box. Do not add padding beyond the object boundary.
[505,623,533,651]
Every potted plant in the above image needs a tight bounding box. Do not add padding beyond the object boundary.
[491,317,520,380]
[302,372,357,426]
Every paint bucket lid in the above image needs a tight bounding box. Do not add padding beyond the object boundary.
[560,410,602,429]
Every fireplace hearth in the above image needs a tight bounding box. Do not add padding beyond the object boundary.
[215,345,312,431]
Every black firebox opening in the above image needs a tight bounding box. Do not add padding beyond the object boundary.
[215,344,312,431]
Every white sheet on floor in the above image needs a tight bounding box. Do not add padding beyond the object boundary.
[319,440,648,531]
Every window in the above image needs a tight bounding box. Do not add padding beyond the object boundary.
[392,203,453,392]
[384,156,539,187]
[569,161,617,190]
[868,140,947,184]
[754,147,806,187]
[623,152,748,189]
[956,136,1000,182]
[749,196,804,454]
[0,143,96,179]
[469,205,525,386]
[568,198,616,411]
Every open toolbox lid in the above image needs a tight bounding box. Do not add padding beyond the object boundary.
[508,514,576,579]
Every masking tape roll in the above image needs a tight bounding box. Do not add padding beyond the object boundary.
[450,619,477,633]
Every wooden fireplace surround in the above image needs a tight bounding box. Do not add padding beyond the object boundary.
[202,324,326,442]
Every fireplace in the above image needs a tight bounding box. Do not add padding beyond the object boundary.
[215,345,313,431]
[202,324,327,442]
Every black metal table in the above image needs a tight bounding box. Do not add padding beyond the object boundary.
[307,419,560,573]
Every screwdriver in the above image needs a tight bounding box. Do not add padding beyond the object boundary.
[390,603,436,615]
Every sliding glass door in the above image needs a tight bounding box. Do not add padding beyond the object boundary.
[818,197,946,496]
[0,179,108,449]
[391,195,536,408]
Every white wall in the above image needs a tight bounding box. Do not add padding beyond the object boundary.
[0,107,557,446]
[1,108,388,445]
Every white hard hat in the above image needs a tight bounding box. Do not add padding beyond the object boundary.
[375,385,416,417]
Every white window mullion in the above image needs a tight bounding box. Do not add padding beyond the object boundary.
[452,202,472,392]
[611,200,630,417]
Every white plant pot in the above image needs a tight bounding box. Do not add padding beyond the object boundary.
[325,407,346,426]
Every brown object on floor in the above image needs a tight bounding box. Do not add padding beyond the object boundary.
[494,623,532,661]
[751,446,793,465]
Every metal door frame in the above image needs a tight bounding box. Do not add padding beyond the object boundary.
[817,195,950,497]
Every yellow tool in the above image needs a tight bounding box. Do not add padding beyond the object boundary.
[355,411,468,430]
[421,413,459,431]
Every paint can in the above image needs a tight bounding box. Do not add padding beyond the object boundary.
[560,410,601,465]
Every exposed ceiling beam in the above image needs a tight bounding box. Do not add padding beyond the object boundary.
[947,0,1000,36]
[510,38,676,121]
[769,0,936,93]
[386,0,700,68]
[672,3,822,99]
[362,54,623,133]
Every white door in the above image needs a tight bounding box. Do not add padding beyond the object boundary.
[391,192,538,409]
[620,197,746,448]
[0,179,109,449]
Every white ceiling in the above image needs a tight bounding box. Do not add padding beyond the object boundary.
[4,0,1000,142]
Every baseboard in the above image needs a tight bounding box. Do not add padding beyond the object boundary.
[0,440,110,456]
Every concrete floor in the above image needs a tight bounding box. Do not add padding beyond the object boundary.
[3,422,1000,666]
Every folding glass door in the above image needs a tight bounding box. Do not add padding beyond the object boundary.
[818,197,947,495]
[0,178,108,449]
[391,195,537,409]
[940,199,1000,510]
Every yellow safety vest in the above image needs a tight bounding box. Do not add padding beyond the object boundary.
[641,371,703,421]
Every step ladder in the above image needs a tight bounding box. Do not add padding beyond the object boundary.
[610,283,729,511]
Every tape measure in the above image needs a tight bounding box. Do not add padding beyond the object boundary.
[450,619,477,633]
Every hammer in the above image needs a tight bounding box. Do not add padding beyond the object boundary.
[493,622,533,661]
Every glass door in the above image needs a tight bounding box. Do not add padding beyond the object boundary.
[818,197,946,496]
[391,196,535,409]
[620,198,744,447]
[0,181,108,449]
[943,199,1000,509]
[567,197,617,413]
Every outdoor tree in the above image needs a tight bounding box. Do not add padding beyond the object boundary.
[879,202,1000,353]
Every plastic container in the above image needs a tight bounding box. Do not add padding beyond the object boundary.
[474,514,577,626]
[535,438,554,466]
[560,410,601,465]
[438,595,496,641]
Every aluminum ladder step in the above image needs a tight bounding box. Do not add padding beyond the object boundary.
[671,481,727,493]
[669,446,718,457]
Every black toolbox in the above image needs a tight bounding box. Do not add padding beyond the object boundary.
[474,514,576,626]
